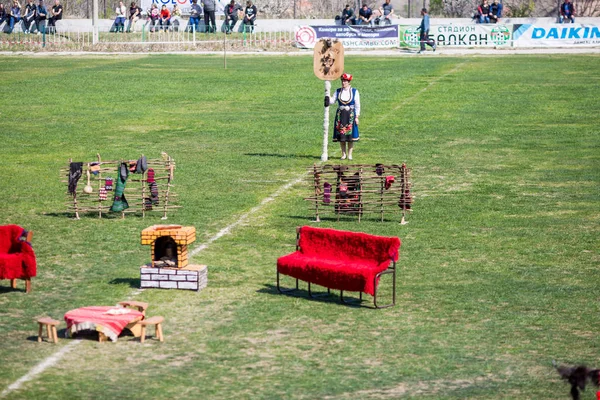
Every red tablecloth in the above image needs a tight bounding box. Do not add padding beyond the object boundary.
[64,306,144,342]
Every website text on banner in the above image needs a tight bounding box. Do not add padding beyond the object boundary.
[512,23,600,47]
[295,25,399,49]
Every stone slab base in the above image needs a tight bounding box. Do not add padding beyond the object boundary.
[140,264,207,291]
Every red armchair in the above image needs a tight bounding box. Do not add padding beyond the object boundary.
[0,225,36,293]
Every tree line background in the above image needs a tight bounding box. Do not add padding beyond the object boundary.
[52,0,600,19]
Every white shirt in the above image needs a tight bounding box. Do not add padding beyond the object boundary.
[331,87,361,117]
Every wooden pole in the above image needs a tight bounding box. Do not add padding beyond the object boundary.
[97,153,102,218]
[322,80,331,162]
[313,164,320,222]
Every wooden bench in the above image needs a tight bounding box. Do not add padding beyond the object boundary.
[118,301,149,315]
[138,316,164,343]
[37,317,60,343]
[276,226,401,308]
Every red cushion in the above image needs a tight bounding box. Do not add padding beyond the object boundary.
[0,254,27,279]
[277,252,388,295]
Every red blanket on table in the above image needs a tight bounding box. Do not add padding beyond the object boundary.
[64,306,143,342]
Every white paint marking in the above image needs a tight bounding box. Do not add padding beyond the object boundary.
[190,174,305,257]
[0,340,81,398]
[372,61,468,128]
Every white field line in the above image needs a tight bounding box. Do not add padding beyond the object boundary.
[0,340,81,398]
[371,60,468,129]
[1,174,306,397]
[189,173,306,257]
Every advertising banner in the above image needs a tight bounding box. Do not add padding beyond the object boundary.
[399,23,512,47]
[512,23,600,47]
[295,25,399,49]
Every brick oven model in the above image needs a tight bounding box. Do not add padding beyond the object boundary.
[141,225,196,268]
[140,225,207,291]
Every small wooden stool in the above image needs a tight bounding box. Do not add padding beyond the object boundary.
[37,317,60,343]
[139,316,164,343]
[118,301,149,315]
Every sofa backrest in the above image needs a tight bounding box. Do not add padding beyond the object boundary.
[298,226,400,265]
[0,225,25,254]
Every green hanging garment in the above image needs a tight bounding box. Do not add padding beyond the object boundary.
[110,162,130,212]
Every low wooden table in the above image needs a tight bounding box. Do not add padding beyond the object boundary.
[64,306,144,342]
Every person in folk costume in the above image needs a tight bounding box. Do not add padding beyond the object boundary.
[325,73,361,160]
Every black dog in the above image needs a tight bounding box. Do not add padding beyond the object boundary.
[553,360,600,400]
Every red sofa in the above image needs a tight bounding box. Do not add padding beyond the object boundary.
[277,226,401,308]
[0,225,36,293]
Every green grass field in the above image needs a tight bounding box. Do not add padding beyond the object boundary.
[0,54,599,399]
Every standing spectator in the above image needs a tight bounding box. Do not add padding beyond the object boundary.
[242,0,256,32]
[47,0,61,33]
[159,4,170,31]
[489,0,502,22]
[340,4,356,26]
[477,0,490,23]
[202,0,216,33]
[148,3,159,32]
[8,0,22,33]
[35,0,46,33]
[224,0,241,33]
[559,0,575,23]
[23,0,36,33]
[358,4,373,26]
[127,2,140,32]
[378,0,394,25]
[416,7,435,53]
[188,0,202,32]
[326,73,361,160]
[113,1,126,32]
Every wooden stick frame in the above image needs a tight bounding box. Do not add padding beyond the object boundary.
[62,153,180,219]
[306,163,413,223]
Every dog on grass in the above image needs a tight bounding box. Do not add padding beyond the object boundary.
[553,360,600,400]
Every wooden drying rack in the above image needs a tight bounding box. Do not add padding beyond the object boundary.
[305,163,413,223]
[61,153,180,219]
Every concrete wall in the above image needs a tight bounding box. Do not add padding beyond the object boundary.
[56,17,600,32]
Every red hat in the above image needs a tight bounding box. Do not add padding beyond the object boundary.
[341,73,353,82]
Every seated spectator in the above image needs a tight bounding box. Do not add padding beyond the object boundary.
[188,0,202,32]
[242,0,256,32]
[0,4,7,28]
[23,0,36,33]
[35,0,46,33]
[147,3,159,32]
[0,4,7,30]
[8,0,22,33]
[113,1,126,32]
[159,4,170,30]
[340,4,356,26]
[127,2,141,32]
[224,0,241,33]
[47,0,61,33]
[378,0,394,25]
[477,0,490,23]
[358,3,373,26]
[489,0,502,22]
[171,3,182,30]
[559,0,575,23]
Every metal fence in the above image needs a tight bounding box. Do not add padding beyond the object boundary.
[0,23,298,51]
